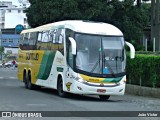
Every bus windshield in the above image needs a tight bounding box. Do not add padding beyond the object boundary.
[75,33,125,75]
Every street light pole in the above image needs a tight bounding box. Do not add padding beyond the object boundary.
[0,29,2,60]
[0,29,1,46]
[137,0,141,7]
[151,0,160,51]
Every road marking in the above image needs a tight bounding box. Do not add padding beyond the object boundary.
[9,77,17,79]
[0,77,17,79]
[27,104,47,106]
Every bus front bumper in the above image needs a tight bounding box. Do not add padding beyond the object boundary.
[68,80,125,96]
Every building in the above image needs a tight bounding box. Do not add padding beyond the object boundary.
[4,46,18,54]
[0,1,12,29]
[0,28,19,60]
[18,0,30,8]
[0,0,30,60]
[1,34,19,47]
[0,1,28,29]
[4,8,28,29]
[0,1,12,8]
[0,0,29,47]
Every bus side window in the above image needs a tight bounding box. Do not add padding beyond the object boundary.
[51,29,57,51]
[65,29,74,68]
[66,39,73,68]
[29,32,37,50]
[58,35,63,44]
[37,32,42,50]
[55,29,64,44]
[41,31,52,50]
[58,29,64,54]
[47,30,53,50]
[22,33,29,50]
[19,34,24,50]
[52,29,57,44]
[52,28,64,54]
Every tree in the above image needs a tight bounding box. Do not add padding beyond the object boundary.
[0,46,4,60]
[26,0,151,50]
[27,0,80,27]
[0,46,4,54]
[26,0,116,27]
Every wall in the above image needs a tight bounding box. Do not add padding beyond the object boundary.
[4,47,18,54]
[1,34,19,47]
[126,84,160,98]
[5,12,27,28]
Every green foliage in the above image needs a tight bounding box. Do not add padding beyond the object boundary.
[136,51,160,55]
[130,40,145,51]
[26,0,81,27]
[26,0,151,44]
[0,46,4,54]
[126,54,160,88]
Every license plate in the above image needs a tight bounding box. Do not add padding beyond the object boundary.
[97,89,106,93]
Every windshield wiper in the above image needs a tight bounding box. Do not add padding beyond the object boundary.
[90,47,102,73]
[103,51,115,77]
[90,51,115,78]
[90,55,101,73]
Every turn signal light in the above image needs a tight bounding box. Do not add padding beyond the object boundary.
[123,79,127,83]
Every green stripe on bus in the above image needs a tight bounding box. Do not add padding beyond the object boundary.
[103,77,122,83]
[37,51,56,80]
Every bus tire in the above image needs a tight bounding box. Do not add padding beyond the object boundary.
[23,71,28,89]
[27,71,34,90]
[57,76,66,97]
[99,95,110,100]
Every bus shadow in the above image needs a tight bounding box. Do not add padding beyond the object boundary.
[21,86,123,102]
[64,93,123,102]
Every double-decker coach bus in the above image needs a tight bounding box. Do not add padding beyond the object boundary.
[18,20,135,100]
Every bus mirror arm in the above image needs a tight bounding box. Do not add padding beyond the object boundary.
[125,41,135,59]
[69,37,77,55]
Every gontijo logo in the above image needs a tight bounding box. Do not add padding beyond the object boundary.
[26,53,39,61]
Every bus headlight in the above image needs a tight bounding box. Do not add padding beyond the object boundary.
[123,79,127,83]
[73,76,87,83]
[119,79,127,85]
[77,78,87,83]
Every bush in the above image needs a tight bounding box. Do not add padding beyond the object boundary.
[126,53,160,88]
[136,51,160,55]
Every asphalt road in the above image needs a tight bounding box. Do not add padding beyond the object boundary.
[0,67,159,120]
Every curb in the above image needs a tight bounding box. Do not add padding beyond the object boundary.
[125,84,160,98]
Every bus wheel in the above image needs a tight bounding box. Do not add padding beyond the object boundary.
[99,95,110,100]
[23,72,28,89]
[57,77,66,97]
[27,72,34,90]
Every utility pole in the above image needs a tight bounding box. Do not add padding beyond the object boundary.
[151,0,160,51]
[137,0,141,7]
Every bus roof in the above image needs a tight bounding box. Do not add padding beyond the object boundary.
[21,20,123,36]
